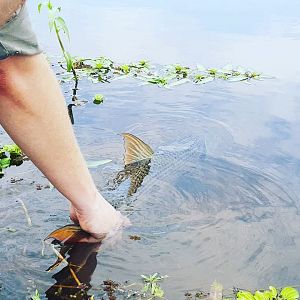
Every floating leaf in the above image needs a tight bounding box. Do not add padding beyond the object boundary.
[87,159,112,168]
[280,287,299,300]
[31,289,41,300]
[194,76,214,84]
[45,224,91,243]
[269,286,277,299]
[2,144,22,155]
[254,291,269,300]
[237,291,255,300]
[0,158,11,169]
[93,94,104,104]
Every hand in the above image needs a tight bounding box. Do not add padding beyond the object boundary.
[69,193,130,242]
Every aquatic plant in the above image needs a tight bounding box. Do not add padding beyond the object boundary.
[38,0,79,101]
[0,144,24,178]
[167,64,190,78]
[93,94,105,105]
[31,289,41,300]
[146,75,171,86]
[141,273,168,299]
[237,286,299,300]
[56,56,272,89]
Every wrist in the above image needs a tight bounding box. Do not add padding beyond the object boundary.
[71,189,106,215]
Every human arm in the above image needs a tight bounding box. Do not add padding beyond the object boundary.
[0,54,126,239]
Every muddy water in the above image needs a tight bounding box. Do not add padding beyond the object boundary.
[1,0,300,299]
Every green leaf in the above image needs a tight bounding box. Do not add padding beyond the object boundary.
[47,1,53,10]
[280,287,299,300]
[237,291,255,300]
[2,144,22,155]
[269,286,277,299]
[93,94,104,104]
[55,16,70,41]
[151,282,157,294]
[195,76,214,84]
[38,3,43,13]
[64,51,73,72]
[141,283,150,293]
[31,289,41,300]
[254,291,270,300]
[0,158,11,169]
[48,19,54,31]
[154,286,164,298]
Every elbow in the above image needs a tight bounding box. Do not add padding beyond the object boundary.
[0,58,29,110]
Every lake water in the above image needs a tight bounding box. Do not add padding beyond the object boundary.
[1,0,300,299]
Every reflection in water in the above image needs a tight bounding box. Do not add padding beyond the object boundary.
[45,242,101,300]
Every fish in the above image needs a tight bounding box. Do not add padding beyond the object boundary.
[110,133,154,196]
[45,224,91,244]
[107,132,205,199]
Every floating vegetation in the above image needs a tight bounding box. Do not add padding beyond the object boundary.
[129,235,142,241]
[141,273,168,299]
[93,93,105,105]
[0,144,25,178]
[31,289,41,300]
[59,58,273,90]
[237,286,299,300]
[37,1,274,128]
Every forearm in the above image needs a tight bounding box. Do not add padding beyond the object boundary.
[0,54,97,211]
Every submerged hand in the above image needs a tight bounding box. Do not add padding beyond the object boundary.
[69,194,130,242]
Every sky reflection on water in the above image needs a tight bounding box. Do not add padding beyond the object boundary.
[28,0,300,81]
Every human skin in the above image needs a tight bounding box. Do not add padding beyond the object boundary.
[0,54,127,240]
[0,0,24,27]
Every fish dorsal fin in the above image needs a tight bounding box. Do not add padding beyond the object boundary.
[122,133,154,166]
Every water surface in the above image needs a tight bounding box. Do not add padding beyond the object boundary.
[1,0,300,298]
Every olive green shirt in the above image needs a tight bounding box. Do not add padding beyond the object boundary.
[0,4,42,60]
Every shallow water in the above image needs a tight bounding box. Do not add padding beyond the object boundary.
[1,0,300,299]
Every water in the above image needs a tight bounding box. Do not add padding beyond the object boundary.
[1,0,300,298]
